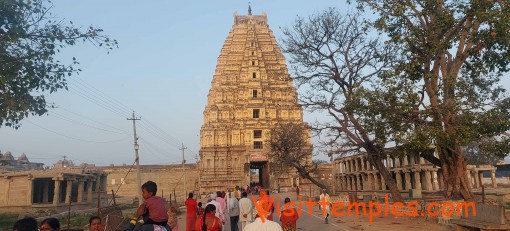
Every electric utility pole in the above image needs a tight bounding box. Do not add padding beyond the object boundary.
[180,143,187,201]
[127,111,142,206]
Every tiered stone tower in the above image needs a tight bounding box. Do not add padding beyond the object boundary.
[199,11,310,193]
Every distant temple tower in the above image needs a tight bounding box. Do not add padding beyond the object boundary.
[199,10,310,192]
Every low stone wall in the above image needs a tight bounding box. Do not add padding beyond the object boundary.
[483,177,510,186]
[101,164,199,204]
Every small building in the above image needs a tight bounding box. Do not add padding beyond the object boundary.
[0,169,107,212]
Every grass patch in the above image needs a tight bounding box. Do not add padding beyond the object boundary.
[0,213,18,230]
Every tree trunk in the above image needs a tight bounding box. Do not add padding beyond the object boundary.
[367,152,404,202]
[294,165,332,195]
[438,146,474,200]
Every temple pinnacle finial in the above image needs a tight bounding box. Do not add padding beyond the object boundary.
[248,2,252,15]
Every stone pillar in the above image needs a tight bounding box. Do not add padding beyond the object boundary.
[403,156,409,166]
[432,170,439,191]
[491,170,497,188]
[404,171,412,190]
[354,159,359,172]
[438,171,445,190]
[374,174,380,191]
[478,171,484,188]
[473,170,480,188]
[366,159,371,170]
[360,157,365,171]
[77,180,84,203]
[42,182,49,203]
[466,169,472,188]
[95,176,101,192]
[27,179,34,205]
[386,155,392,168]
[350,175,354,191]
[356,174,362,191]
[53,180,61,206]
[419,157,425,165]
[394,158,401,168]
[395,171,402,190]
[424,170,433,191]
[65,180,72,204]
[367,173,373,191]
[87,180,93,203]
[413,171,422,190]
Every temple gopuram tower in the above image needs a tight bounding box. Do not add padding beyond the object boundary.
[199,10,310,193]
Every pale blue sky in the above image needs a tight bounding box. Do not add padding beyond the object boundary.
[1,1,509,167]
[0,0,348,166]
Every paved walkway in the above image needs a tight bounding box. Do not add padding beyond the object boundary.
[176,192,451,231]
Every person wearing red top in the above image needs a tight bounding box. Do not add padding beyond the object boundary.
[195,204,222,231]
[260,190,275,221]
[197,202,205,217]
[280,197,299,231]
[185,192,198,231]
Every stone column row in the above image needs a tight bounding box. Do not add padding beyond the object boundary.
[467,170,498,189]
[51,177,103,206]
[338,169,441,192]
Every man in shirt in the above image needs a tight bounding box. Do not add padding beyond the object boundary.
[185,192,197,231]
[239,192,253,230]
[319,188,331,224]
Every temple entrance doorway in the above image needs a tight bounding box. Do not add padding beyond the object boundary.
[250,161,270,189]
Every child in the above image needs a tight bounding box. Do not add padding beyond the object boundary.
[135,181,168,226]
[197,202,205,217]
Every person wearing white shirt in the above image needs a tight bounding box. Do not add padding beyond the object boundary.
[238,191,254,230]
[319,188,331,224]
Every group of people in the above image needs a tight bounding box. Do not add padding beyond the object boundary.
[11,181,331,231]
[183,186,300,231]
[12,216,102,231]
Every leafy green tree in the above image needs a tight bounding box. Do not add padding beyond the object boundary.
[352,0,510,200]
[0,0,117,128]
[281,9,406,201]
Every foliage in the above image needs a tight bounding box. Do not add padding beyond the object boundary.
[463,137,508,165]
[350,0,510,199]
[0,213,18,230]
[0,0,117,128]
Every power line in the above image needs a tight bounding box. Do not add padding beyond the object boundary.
[55,107,128,133]
[68,77,132,115]
[50,111,126,134]
[26,120,129,144]
[64,76,197,160]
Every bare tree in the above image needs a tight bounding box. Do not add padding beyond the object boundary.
[269,123,332,193]
[281,9,404,201]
